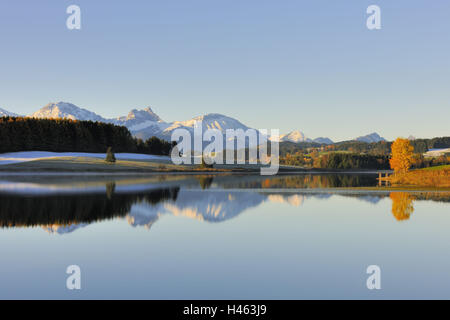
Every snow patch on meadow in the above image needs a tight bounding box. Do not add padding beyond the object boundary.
[0,151,169,165]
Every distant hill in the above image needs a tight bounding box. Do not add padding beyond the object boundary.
[355,132,386,143]
[312,137,334,145]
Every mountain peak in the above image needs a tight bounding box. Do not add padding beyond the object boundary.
[167,113,250,132]
[0,107,19,117]
[30,102,105,122]
[355,132,386,143]
[313,137,334,144]
[189,113,228,122]
[14,102,390,145]
[124,107,162,122]
[103,106,168,136]
[280,130,308,143]
[276,131,334,144]
[203,112,228,118]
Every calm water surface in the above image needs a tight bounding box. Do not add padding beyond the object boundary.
[0,173,449,299]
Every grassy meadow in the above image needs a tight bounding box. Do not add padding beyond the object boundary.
[389,165,450,188]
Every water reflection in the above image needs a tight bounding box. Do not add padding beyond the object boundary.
[0,187,179,232]
[217,173,379,189]
[196,175,214,190]
[0,175,449,234]
[390,192,414,221]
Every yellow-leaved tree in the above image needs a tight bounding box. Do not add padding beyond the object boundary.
[389,138,414,173]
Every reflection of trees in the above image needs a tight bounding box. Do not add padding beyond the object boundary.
[0,186,179,228]
[390,192,414,221]
[413,192,450,203]
[105,182,116,199]
[221,174,378,189]
[197,176,214,189]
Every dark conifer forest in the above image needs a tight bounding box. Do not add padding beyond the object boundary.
[0,117,174,155]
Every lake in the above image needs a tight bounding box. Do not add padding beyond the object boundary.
[0,173,449,299]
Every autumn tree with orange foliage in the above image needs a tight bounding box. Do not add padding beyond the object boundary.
[389,138,414,173]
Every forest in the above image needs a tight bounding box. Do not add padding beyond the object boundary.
[0,117,174,155]
[279,137,450,157]
[279,136,450,170]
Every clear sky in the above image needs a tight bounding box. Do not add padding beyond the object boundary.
[0,0,449,141]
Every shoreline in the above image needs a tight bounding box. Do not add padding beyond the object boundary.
[0,170,388,176]
[0,157,392,175]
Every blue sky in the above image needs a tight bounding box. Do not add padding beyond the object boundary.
[0,0,449,141]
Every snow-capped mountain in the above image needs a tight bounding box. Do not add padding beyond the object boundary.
[279,130,309,143]
[355,132,386,143]
[159,113,253,140]
[111,107,169,140]
[20,101,387,145]
[28,102,170,140]
[275,130,333,145]
[112,107,163,128]
[0,107,19,117]
[154,112,266,149]
[27,102,258,144]
[30,102,106,122]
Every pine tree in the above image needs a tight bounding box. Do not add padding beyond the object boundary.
[105,147,116,163]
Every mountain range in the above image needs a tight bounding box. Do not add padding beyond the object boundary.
[277,131,334,144]
[0,102,386,144]
[0,107,19,117]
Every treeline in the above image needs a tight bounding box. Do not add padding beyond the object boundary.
[279,141,322,155]
[410,137,450,153]
[333,138,450,155]
[280,140,392,156]
[0,117,174,155]
[411,153,450,169]
[316,153,390,169]
[332,141,391,155]
[135,136,175,156]
[222,174,379,188]
[280,137,450,157]
[280,151,389,169]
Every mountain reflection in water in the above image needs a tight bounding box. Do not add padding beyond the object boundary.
[0,174,448,234]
